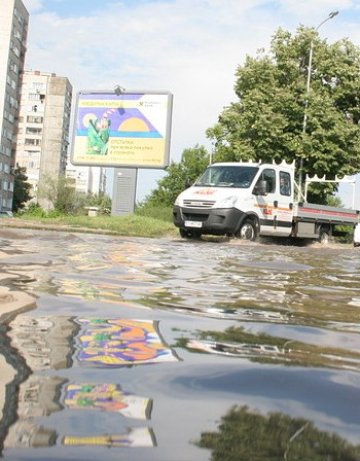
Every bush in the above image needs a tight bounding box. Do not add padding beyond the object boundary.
[135,204,173,222]
[20,203,47,218]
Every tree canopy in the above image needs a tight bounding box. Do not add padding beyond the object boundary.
[207,26,360,183]
[142,145,210,207]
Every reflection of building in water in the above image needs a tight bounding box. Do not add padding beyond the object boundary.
[16,375,66,418]
[8,316,78,370]
[3,317,166,453]
[4,378,154,451]
[63,427,156,448]
[2,371,64,450]
[4,421,57,449]
[63,383,152,419]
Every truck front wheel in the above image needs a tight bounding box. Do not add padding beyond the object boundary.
[236,219,257,241]
[179,228,202,239]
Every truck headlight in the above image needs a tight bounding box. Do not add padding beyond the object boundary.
[174,195,182,206]
[217,195,237,208]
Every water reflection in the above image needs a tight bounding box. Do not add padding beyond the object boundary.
[1,231,360,460]
[75,318,179,367]
[8,316,178,370]
[5,424,156,449]
[184,324,360,371]
[4,375,155,449]
[63,383,152,418]
[5,421,57,449]
[196,405,360,460]
[9,316,77,370]
[2,315,178,453]
[62,428,156,448]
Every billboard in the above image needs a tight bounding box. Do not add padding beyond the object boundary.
[70,90,173,168]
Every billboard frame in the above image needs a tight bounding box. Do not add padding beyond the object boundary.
[70,89,173,169]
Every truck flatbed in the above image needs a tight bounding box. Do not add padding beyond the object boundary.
[294,203,359,225]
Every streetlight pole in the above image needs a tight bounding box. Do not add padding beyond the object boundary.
[298,10,339,199]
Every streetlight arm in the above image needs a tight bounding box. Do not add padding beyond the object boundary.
[316,10,339,30]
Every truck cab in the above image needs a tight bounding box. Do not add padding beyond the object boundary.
[173,161,295,239]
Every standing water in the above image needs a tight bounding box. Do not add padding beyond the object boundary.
[0,228,359,461]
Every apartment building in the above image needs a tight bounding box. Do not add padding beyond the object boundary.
[0,0,29,212]
[66,162,106,195]
[15,70,72,207]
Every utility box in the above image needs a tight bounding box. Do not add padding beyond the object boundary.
[111,168,137,216]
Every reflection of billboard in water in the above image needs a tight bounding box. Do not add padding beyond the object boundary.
[4,316,167,452]
[63,383,152,419]
[5,424,156,449]
[71,91,173,168]
[63,428,156,448]
[8,316,177,369]
[4,377,154,449]
[76,318,178,367]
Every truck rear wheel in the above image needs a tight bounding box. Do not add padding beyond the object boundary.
[236,219,257,241]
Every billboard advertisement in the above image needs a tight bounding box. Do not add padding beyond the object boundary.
[70,90,173,168]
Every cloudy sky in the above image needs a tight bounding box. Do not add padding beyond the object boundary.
[21,0,360,205]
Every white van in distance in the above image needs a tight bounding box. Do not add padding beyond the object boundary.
[354,223,360,247]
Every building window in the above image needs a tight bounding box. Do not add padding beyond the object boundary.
[28,93,40,101]
[32,82,45,92]
[9,61,19,74]
[26,127,42,135]
[25,138,41,146]
[27,116,43,123]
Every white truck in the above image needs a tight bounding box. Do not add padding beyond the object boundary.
[173,161,359,242]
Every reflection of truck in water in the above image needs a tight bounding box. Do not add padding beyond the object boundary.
[173,161,359,242]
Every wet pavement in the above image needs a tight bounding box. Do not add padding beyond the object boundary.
[0,228,359,460]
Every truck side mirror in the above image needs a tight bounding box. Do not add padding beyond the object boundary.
[253,180,267,196]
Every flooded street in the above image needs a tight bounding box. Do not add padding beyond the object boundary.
[0,228,359,461]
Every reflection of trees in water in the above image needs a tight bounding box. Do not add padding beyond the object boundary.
[197,406,360,461]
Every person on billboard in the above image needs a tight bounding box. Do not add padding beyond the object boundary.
[87,115,111,155]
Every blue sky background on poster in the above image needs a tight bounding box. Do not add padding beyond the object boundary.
[22,0,360,206]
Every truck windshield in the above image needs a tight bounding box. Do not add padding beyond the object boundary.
[194,166,259,188]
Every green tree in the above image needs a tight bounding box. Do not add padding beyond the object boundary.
[37,174,77,213]
[207,27,360,201]
[143,145,210,207]
[12,164,32,212]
